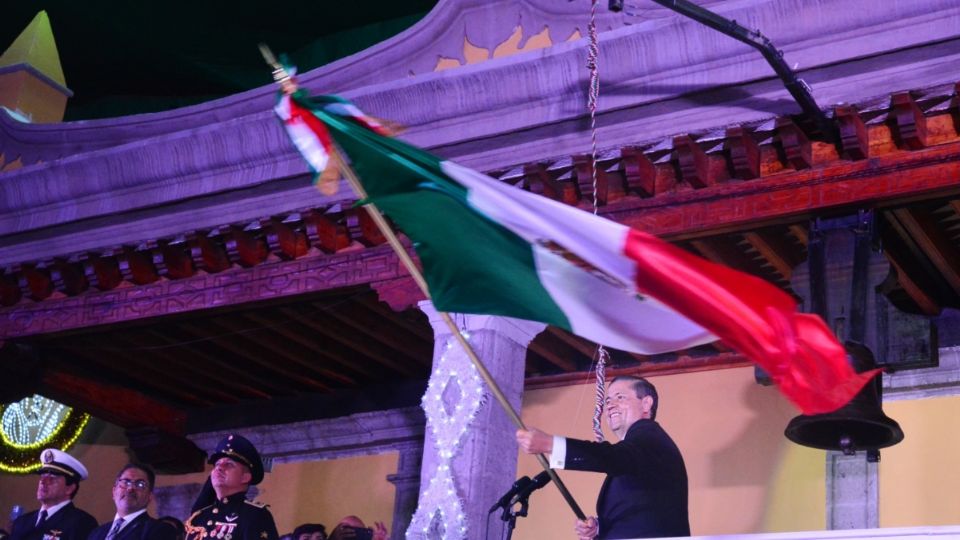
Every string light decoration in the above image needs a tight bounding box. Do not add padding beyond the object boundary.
[407,332,486,540]
[0,395,90,473]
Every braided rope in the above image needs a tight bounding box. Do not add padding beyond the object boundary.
[587,0,608,444]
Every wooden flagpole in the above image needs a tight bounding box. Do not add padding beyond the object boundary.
[330,150,587,520]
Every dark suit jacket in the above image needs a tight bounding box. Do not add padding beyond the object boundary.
[565,419,690,539]
[87,513,176,540]
[10,503,98,540]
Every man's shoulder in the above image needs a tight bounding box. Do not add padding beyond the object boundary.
[185,505,213,524]
[59,505,97,525]
[240,500,275,521]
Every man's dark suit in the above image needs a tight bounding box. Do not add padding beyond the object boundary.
[9,504,97,540]
[87,513,176,540]
[565,418,690,539]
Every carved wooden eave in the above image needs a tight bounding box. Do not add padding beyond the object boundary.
[1,0,960,444]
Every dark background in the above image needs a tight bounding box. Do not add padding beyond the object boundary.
[2,1,437,120]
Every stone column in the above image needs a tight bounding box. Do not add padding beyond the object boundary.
[387,442,423,540]
[407,302,545,540]
[826,452,878,529]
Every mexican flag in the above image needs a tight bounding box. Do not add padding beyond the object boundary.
[276,91,878,415]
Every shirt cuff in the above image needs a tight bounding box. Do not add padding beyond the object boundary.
[549,436,567,469]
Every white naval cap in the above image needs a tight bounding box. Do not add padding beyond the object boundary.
[38,448,88,481]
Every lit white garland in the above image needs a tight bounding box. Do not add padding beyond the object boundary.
[407,332,485,540]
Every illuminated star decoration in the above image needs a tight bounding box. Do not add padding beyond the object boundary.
[407,333,485,540]
[0,395,90,473]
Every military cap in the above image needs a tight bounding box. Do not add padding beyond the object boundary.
[208,434,264,485]
[38,448,88,481]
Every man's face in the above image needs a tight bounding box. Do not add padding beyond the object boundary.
[605,380,650,437]
[113,467,152,516]
[37,472,73,506]
[211,457,251,496]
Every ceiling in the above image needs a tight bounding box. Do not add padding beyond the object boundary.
[1,1,436,120]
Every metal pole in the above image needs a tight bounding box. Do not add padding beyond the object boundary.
[330,150,587,520]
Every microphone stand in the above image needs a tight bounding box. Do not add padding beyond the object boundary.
[490,471,552,540]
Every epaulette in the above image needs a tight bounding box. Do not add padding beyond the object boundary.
[186,506,213,522]
[244,500,267,509]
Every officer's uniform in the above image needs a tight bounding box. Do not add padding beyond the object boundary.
[9,449,98,540]
[184,435,278,540]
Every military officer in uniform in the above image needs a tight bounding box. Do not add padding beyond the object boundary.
[184,435,278,540]
[9,449,98,540]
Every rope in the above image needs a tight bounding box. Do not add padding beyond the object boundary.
[587,0,608,443]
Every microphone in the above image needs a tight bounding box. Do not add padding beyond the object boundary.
[488,476,533,513]
[513,470,552,503]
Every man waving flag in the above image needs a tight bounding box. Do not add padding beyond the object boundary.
[274,81,878,416]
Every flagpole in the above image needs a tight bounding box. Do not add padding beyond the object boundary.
[331,150,588,521]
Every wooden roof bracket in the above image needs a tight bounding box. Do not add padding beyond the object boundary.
[631,0,839,143]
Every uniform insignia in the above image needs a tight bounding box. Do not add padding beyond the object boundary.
[244,500,266,508]
[260,533,268,539]
[43,530,62,540]
[184,521,209,540]
[225,515,238,523]
[42,450,54,463]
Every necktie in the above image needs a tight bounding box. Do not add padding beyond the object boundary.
[106,518,125,540]
[36,510,48,529]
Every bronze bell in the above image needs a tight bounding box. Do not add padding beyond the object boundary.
[785,342,903,455]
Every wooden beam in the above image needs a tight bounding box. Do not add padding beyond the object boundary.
[241,310,358,385]
[835,105,869,160]
[788,224,809,247]
[881,210,953,309]
[356,292,434,341]
[742,230,799,281]
[40,368,186,434]
[612,139,960,239]
[673,135,713,188]
[92,332,242,405]
[81,252,123,291]
[188,231,232,273]
[302,301,426,376]
[148,325,287,397]
[320,300,432,365]
[189,317,334,393]
[725,127,760,179]
[546,327,600,359]
[527,339,578,372]
[775,118,812,170]
[57,341,211,408]
[524,163,564,201]
[881,247,941,316]
[51,258,88,296]
[16,263,54,301]
[891,92,928,150]
[279,306,414,379]
[890,207,960,296]
[262,216,309,260]
[620,146,656,197]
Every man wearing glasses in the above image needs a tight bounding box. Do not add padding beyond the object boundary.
[10,449,98,540]
[89,464,175,540]
[516,376,690,539]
